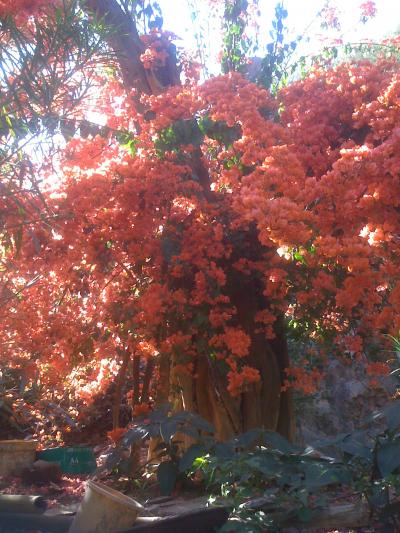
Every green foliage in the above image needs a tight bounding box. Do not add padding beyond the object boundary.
[191,399,400,531]
[219,1,300,91]
[0,1,110,150]
[154,117,241,158]
[121,1,164,33]
[95,393,400,528]
[221,0,253,74]
[292,41,400,87]
[385,333,400,386]
[199,431,349,530]
[155,119,203,154]
[0,0,115,262]
[157,460,179,495]
[117,131,139,156]
[256,3,299,92]
[197,116,241,146]
[102,406,215,494]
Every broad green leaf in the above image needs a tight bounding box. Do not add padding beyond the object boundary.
[184,413,215,433]
[245,454,281,476]
[340,432,372,461]
[231,428,264,449]
[310,433,350,450]
[179,444,205,472]
[370,484,390,507]
[382,400,400,431]
[157,461,178,495]
[160,419,179,443]
[122,427,148,446]
[302,462,351,490]
[297,507,313,523]
[213,442,235,460]
[377,441,400,477]
[263,431,299,454]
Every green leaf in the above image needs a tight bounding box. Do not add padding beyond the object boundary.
[155,119,204,153]
[293,250,307,264]
[340,432,372,461]
[302,462,351,490]
[179,444,205,472]
[184,412,215,433]
[121,427,148,446]
[157,461,178,495]
[177,426,200,439]
[231,428,264,449]
[193,312,209,328]
[197,116,240,146]
[310,433,350,450]
[160,419,179,443]
[213,442,235,460]
[263,431,298,454]
[370,484,390,507]
[382,400,400,431]
[245,454,281,476]
[377,441,400,477]
[379,501,400,521]
[297,507,313,523]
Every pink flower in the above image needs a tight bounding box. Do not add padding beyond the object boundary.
[360,1,377,23]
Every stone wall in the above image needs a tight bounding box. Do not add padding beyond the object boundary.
[295,359,397,447]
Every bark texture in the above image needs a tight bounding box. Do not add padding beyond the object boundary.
[112,349,130,429]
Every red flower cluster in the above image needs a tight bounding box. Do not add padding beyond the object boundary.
[360,1,377,23]
[0,0,56,23]
[3,38,400,406]
[107,427,126,443]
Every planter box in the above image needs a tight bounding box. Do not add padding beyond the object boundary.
[0,440,38,476]
[37,446,96,474]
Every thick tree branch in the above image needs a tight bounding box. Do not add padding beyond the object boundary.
[85,0,180,99]
[85,0,152,96]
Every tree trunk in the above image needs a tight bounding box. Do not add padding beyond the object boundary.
[131,352,141,410]
[87,0,294,442]
[141,357,155,404]
[112,349,130,429]
[184,227,294,440]
[173,286,294,441]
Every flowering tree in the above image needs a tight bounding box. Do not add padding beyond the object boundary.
[1,0,399,441]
